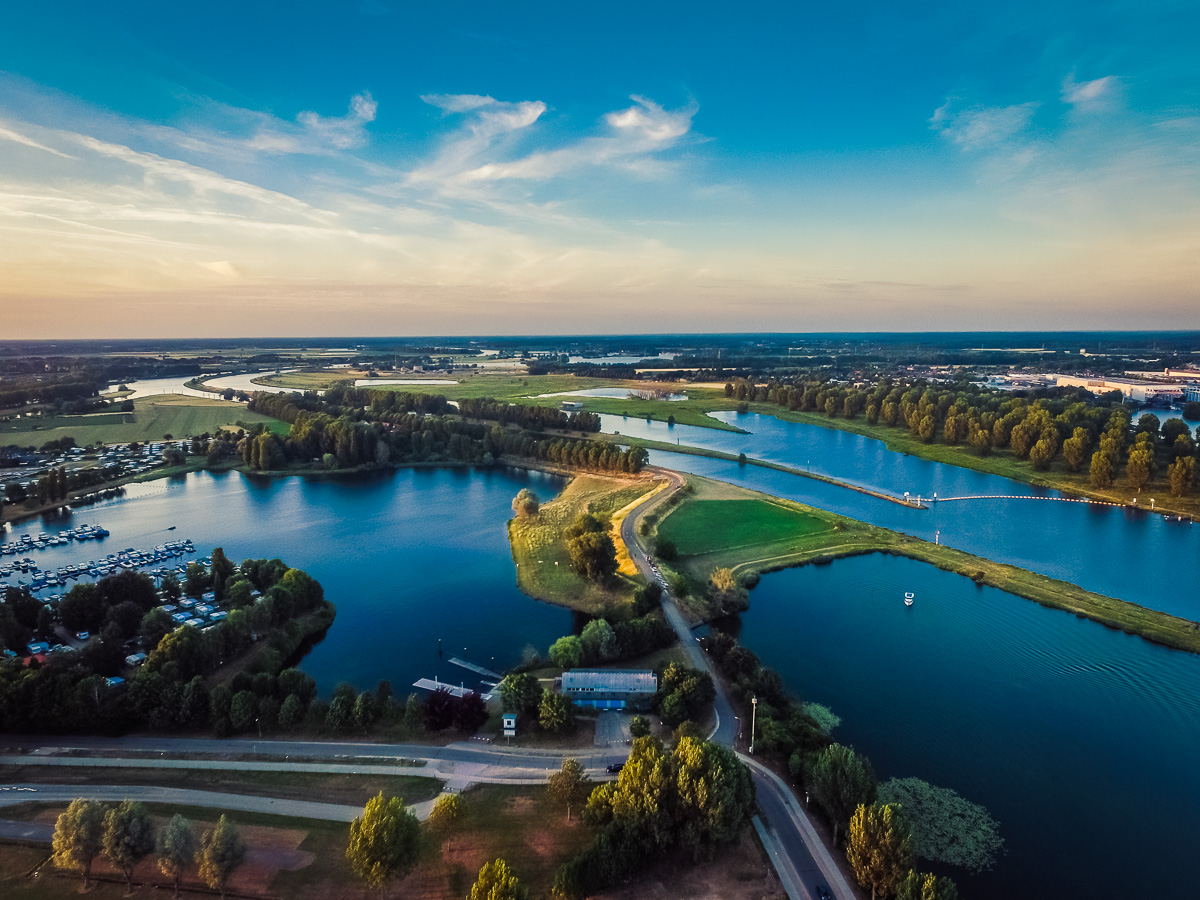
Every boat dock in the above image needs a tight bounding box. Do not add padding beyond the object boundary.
[448,657,502,680]
[412,678,493,701]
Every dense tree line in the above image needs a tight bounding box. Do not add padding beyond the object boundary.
[0,558,331,735]
[726,375,1200,496]
[458,397,601,432]
[245,390,646,473]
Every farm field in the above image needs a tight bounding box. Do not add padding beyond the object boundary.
[0,395,286,447]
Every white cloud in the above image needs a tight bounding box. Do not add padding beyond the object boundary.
[409,93,696,197]
[1061,75,1118,110]
[931,101,1039,150]
[605,96,693,143]
[247,92,378,154]
[0,122,78,159]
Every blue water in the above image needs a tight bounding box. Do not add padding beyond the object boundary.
[730,555,1200,900]
[598,412,1200,620]
[1,467,572,695]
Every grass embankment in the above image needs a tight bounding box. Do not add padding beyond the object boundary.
[651,476,1200,653]
[0,394,286,447]
[508,474,660,614]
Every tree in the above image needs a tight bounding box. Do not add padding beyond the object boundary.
[810,744,877,846]
[707,566,749,615]
[566,530,618,582]
[279,693,304,729]
[498,672,543,714]
[197,815,247,900]
[580,618,618,662]
[847,803,913,900]
[548,758,592,822]
[629,715,651,738]
[157,814,197,899]
[539,691,577,734]
[549,635,584,669]
[1168,456,1195,497]
[103,800,155,893]
[1089,450,1114,488]
[469,858,529,900]
[895,870,960,900]
[877,778,1004,872]
[454,690,489,732]
[673,736,755,858]
[346,792,421,897]
[512,488,540,518]
[210,547,235,602]
[230,690,260,733]
[426,793,467,852]
[52,798,106,888]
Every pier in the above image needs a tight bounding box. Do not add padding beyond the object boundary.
[412,678,493,701]
[448,657,503,681]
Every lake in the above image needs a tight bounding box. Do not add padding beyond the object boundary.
[724,553,1200,900]
[1,466,572,695]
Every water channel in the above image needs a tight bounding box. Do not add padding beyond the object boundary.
[600,411,1200,620]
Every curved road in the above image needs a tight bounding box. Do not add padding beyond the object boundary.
[621,467,855,900]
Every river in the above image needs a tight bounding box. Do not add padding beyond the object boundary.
[599,412,1200,620]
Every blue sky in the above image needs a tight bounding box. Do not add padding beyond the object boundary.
[0,1,1197,336]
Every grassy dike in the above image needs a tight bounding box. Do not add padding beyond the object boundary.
[507,473,662,614]
[740,401,1200,519]
[652,476,1200,654]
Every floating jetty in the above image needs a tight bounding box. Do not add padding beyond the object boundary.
[413,678,493,701]
[448,657,503,680]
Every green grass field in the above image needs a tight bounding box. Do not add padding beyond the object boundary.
[0,395,286,447]
[657,499,828,556]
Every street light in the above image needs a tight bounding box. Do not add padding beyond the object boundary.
[750,696,758,755]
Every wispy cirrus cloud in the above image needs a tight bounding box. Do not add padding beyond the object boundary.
[1061,75,1119,111]
[409,94,697,195]
[930,100,1040,150]
[248,91,378,154]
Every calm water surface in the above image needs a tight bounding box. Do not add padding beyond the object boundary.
[2,467,571,695]
[598,412,1200,619]
[727,554,1200,900]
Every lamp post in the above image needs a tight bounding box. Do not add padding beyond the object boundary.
[750,695,758,755]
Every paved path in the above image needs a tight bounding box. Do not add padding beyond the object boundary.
[0,784,365,821]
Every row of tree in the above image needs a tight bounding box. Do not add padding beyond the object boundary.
[52,800,245,898]
[458,396,601,432]
[733,374,1200,497]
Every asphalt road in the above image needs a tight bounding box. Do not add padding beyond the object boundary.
[620,466,856,900]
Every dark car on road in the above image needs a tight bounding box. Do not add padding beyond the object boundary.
[815,885,832,899]
[606,762,625,774]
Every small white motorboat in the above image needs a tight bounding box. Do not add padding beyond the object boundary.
[904,591,914,607]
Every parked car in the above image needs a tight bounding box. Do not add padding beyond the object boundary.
[606,762,625,774]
